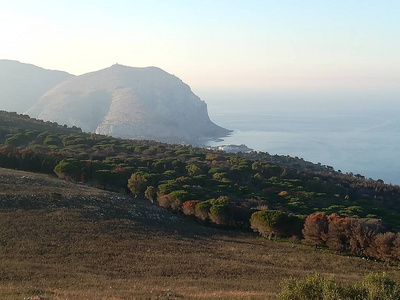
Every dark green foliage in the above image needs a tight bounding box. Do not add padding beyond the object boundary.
[158,182,179,195]
[250,210,290,238]
[54,159,83,181]
[211,196,230,206]
[209,204,231,225]
[5,133,29,146]
[167,190,190,210]
[92,170,118,189]
[195,200,213,220]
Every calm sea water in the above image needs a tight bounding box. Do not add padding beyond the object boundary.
[206,99,400,185]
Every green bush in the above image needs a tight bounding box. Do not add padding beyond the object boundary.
[277,273,399,300]
[209,204,231,225]
[250,210,289,238]
[195,200,213,220]
[54,159,83,181]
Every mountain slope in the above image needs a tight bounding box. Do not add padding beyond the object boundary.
[0,59,73,113]
[26,64,230,143]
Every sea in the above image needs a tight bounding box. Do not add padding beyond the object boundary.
[205,96,400,185]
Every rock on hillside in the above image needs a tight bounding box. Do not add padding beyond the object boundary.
[26,64,230,143]
[0,59,73,113]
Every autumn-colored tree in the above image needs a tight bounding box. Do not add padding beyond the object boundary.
[157,195,171,208]
[302,212,329,246]
[326,214,352,252]
[182,200,201,216]
[367,232,396,263]
[392,233,400,263]
[346,218,383,256]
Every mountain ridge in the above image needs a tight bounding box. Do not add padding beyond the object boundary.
[23,63,230,143]
[0,59,73,113]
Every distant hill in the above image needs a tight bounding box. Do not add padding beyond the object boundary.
[26,64,230,143]
[0,59,73,113]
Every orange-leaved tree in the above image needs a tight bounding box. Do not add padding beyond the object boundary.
[302,212,329,247]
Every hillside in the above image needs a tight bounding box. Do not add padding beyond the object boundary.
[1,167,399,300]
[0,60,73,113]
[1,110,399,228]
[25,64,230,143]
[2,110,400,298]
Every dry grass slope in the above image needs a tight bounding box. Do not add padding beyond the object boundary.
[0,168,399,299]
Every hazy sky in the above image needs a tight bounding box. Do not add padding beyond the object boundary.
[1,0,399,97]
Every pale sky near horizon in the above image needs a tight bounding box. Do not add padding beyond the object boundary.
[1,0,399,99]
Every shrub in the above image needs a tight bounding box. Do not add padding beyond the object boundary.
[277,273,345,300]
[167,190,190,210]
[250,210,289,239]
[209,204,230,225]
[157,195,171,208]
[195,201,213,220]
[144,186,157,203]
[278,273,400,300]
[157,183,179,195]
[127,172,148,196]
[54,159,83,181]
[211,196,230,206]
[362,272,400,299]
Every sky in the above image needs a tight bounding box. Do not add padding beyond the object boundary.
[1,0,399,99]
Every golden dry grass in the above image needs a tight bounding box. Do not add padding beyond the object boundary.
[1,168,399,299]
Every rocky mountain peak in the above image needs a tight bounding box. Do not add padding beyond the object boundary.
[25,65,230,143]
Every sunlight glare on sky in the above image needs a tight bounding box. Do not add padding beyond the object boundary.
[1,0,399,97]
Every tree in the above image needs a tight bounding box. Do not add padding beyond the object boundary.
[326,214,352,252]
[250,210,289,239]
[167,190,190,210]
[392,233,400,263]
[93,169,115,189]
[349,219,384,256]
[195,201,213,220]
[182,200,201,216]
[368,232,396,263]
[302,212,329,247]
[144,186,156,203]
[127,172,148,196]
[54,159,83,181]
[209,204,231,225]
[186,164,202,176]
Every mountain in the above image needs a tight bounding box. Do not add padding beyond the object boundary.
[26,64,230,143]
[0,59,73,113]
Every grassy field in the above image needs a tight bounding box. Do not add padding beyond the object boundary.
[1,168,399,299]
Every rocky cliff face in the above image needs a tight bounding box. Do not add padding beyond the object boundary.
[0,60,73,113]
[26,64,230,143]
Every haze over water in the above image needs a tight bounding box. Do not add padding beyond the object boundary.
[206,95,400,186]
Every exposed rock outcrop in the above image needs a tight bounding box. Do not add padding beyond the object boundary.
[26,64,230,143]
